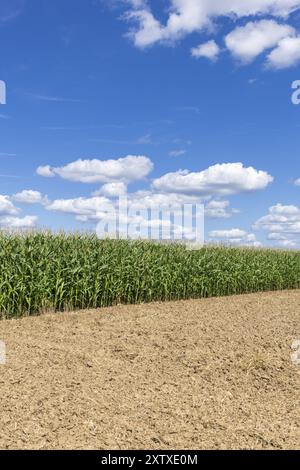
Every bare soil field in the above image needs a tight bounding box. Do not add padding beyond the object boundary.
[0,290,300,450]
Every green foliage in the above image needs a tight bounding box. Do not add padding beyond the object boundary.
[0,231,300,318]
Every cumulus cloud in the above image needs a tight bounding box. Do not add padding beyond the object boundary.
[253,203,300,234]
[127,190,201,211]
[93,182,127,197]
[36,165,54,178]
[0,194,38,229]
[45,189,204,241]
[209,228,261,247]
[46,196,112,220]
[152,162,273,196]
[36,155,153,184]
[225,20,295,63]
[118,1,300,68]
[13,190,48,205]
[253,203,300,248]
[191,40,220,60]
[266,232,297,247]
[124,0,300,48]
[35,157,265,226]
[266,35,300,68]
[210,228,248,239]
[205,199,239,219]
[0,215,37,228]
[44,190,200,226]
[0,195,19,215]
[44,189,237,241]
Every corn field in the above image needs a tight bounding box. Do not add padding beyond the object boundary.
[1,231,300,319]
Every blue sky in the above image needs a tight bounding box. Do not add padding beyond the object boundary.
[1,0,300,247]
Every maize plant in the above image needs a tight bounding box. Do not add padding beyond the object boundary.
[0,231,300,319]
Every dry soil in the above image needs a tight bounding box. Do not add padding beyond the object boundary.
[0,290,300,450]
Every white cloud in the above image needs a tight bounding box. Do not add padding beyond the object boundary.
[294,178,300,186]
[267,35,300,68]
[253,203,300,235]
[0,194,38,229]
[169,149,187,157]
[205,199,239,219]
[36,165,54,178]
[209,228,261,247]
[253,204,300,247]
[36,155,153,184]
[267,232,287,240]
[45,189,238,240]
[277,239,297,247]
[127,0,146,7]
[225,20,295,63]
[46,196,112,220]
[93,182,127,197]
[191,40,220,60]
[124,0,300,48]
[126,8,164,48]
[0,195,19,215]
[44,190,201,226]
[209,228,248,239]
[266,232,297,247]
[152,162,273,196]
[137,133,153,144]
[127,190,200,210]
[0,215,37,228]
[13,190,48,205]
[119,1,300,69]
